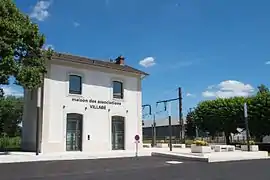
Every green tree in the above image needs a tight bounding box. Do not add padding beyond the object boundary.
[218,97,246,144]
[0,0,53,90]
[193,97,245,144]
[185,109,196,138]
[248,90,270,141]
[0,88,3,98]
[193,100,221,138]
[257,84,269,95]
[0,96,23,137]
[193,85,270,143]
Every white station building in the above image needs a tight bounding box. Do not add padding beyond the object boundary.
[21,53,148,154]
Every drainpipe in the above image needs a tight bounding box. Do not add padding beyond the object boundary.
[35,73,45,155]
[35,88,40,155]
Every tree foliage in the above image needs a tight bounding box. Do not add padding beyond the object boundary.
[248,91,270,141]
[193,97,245,143]
[257,84,269,95]
[0,88,4,98]
[185,110,196,138]
[0,0,53,139]
[0,96,23,137]
[192,84,270,144]
[0,0,52,90]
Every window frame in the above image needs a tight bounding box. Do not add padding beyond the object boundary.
[68,74,82,95]
[112,80,124,99]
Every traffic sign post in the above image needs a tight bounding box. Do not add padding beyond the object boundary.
[135,135,140,157]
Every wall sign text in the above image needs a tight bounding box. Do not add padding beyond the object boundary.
[71,97,121,110]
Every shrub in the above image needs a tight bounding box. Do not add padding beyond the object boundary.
[143,139,152,144]
[246,140,255,145]
[185,139,194,145]
[193,140,208,146]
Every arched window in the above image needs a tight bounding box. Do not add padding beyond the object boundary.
[111,116,125,150]
[69,75,82,94]
[66,113,83,151]
[113,81,123,99]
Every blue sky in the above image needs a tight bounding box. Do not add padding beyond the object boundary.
[3,0,270,120]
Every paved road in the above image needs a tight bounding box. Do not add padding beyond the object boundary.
[0,156,270,180]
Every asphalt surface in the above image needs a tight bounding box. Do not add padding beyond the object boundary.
[0,156,270,180]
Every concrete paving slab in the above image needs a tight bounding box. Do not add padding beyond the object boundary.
[150,147,269,163]
[0,150,152,164]
[0,147,269,164]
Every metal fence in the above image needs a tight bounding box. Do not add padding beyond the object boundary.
[143,135,250,145]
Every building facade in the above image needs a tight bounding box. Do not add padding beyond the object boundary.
[22,53,148,154]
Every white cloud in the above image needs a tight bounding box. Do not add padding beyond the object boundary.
[1,86,23,97]
[30,1,52,21]
[73,22,80,27]
[44,44,54,50]
[265,61,270,65]
[139,57,156,68]
[202,80,254,98]
[202,91,215,97]
[186,93,196,97]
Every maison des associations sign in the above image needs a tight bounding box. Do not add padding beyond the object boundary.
[71,97,121,110]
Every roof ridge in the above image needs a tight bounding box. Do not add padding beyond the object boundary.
[51,52,149,76]
[54,51,113,63]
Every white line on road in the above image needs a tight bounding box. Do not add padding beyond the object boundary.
[166,161,183,164]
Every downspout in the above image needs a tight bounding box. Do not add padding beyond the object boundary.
[35,73,45,155]
[40,73,45,153]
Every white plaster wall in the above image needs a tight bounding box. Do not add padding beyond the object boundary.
[21,89,38,151]
[41,63,143,153]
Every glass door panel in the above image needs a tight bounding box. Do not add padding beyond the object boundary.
[66,114,82,151]
[112,116,125,150]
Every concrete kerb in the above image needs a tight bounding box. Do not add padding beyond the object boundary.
[209,157,269,163]
[208,151,270,163]
[151,152,209,162]
[0,152,10,155]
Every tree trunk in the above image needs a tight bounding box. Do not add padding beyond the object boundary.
[255,136,263,142]
[224,132,230,145]
[260,136,264,142]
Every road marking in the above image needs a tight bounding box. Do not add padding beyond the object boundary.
[166,161,183,164]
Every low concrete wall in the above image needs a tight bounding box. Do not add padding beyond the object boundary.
[156,144,168,148]
[143,144,151,148]
[172,144,186,148]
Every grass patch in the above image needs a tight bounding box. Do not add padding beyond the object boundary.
[0,136,21,151]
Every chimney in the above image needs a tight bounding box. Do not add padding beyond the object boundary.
[115,55,125,65]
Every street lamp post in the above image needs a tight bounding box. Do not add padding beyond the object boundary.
[244,103,251,151]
